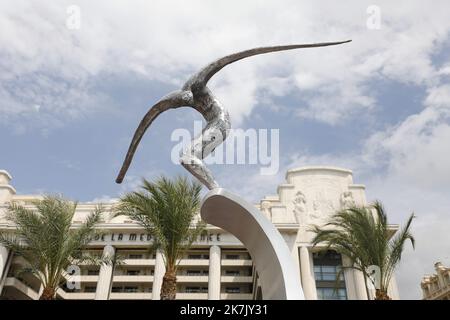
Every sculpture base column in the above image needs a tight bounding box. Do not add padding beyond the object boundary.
[208,245,221,300]
[0,245,11,295]
[201,188,304,300]
[95,245,115,300]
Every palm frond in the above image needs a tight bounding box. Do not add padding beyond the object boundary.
[0,195,103,297]
[116,176,203,272]
[310,201,415,299]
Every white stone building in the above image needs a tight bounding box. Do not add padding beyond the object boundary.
[0,167,400,300]
[421,262,450,300]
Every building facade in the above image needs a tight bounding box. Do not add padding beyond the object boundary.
[421,262,450,300]
[0,167,400,300]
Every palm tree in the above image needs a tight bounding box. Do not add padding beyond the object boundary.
[114,176,205,300]
[311,201,415,300]
[0,195,105,300]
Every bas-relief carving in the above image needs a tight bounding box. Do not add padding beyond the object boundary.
[260,201,272,219]
[292,188,341,224]
[340,191,355,208]
[292,191,307,224]
[311,190,337,222]
[289,185,353,224]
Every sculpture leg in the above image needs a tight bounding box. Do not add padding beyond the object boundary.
[180,119,228,190]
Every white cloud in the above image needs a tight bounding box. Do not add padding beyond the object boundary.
[89,195,118,204]
[285,86,450,298]
[2,0,450,131]
[2,0,450,300]
[365,84,450,190]
[223,79,450,299]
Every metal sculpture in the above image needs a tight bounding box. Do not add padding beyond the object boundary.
[201,188,305,299]
[115,40,351,189]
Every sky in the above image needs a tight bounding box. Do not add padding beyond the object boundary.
[1,0,450,299]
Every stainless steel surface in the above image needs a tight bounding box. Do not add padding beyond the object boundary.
[115,41,351,189]
[201,188,304,300]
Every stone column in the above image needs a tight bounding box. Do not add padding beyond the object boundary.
[388,274,400,300]
[95,245,115,300]
[152,250,165,300]
[291,245,301,287]
[299,246,317,300]
[353,268,368,300]
[208,245,221,300]
[341,256,357,300]
[0,245,11,294]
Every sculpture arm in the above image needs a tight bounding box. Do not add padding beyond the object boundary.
[115,90,192,183]
[188,40,351,88]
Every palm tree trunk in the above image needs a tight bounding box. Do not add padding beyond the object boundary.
[375,289,391,300]
[39,287,56,300]
[160,269,177,300]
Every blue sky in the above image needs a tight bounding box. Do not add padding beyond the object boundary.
[1,0,450,299]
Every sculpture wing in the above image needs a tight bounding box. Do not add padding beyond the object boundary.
[188,40,351,88]
[115,90,189,183]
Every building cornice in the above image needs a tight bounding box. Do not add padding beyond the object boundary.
[0,184,16,194]
[286,166,353,179]
[0,170,12,180]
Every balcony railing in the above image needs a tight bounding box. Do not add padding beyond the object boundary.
[176,275,209,283]
[110,292,152,300]
[221,260,252,266]
[221,276,253,283]
[112,275,154,283]
[220,293,253,300]
[176,292,208,300]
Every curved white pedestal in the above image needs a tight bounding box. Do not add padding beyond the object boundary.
[201,188,304,300]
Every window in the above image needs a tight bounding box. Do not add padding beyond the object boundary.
[84,286,96,293]
[126,270,141,276]
[314,265,344,281]
[186,270,208,276]
[87,269,99,276]
[112,285,139,293]
[187,270,201,275]
[317,288,347,300]
[225,254,240,260]
[185,286,207,293]
[129,254,143,259]
[187,254,209,259]
[225,287,241,293]
[312,250,347,300]
[225,270,240,276]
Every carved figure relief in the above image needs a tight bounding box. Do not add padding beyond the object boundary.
[340,191,355,208]
[293,191,307,224]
